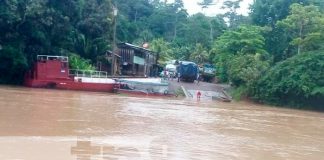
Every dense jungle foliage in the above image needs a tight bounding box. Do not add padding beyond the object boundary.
[0,0,323,109]
[252,51,324,109]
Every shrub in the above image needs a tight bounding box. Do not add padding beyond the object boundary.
[68,53,96,70]
[227,54,270,100]
[252,51,324,110]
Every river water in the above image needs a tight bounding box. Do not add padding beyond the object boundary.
[0,86,323,160]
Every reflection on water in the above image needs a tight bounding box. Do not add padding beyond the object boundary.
[71,138,101,160]
[0,86,324,160]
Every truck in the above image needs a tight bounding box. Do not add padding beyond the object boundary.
[200,63,216,82]
[177,61,199,83]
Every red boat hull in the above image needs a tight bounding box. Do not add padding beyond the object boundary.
[24,55,118,93]
[24,79,117,93]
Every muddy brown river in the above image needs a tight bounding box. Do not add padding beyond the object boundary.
[0,86,323,160]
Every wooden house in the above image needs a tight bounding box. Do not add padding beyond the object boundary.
[117,43,158,77]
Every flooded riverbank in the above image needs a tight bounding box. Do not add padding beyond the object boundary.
[0,85,323,160]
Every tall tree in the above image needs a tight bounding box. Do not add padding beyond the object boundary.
[190,43,209,64]
[197,0,216,9]
[115,0,154,42]
[150,38,173,64]
[222,0,249,29]
[277,4,324,54]
[309,0,324,10]
[249,0,319,62]
[70,0,113,61]
[182,13,226,49]
[198,0,222,43]
[211,25,267,56]
[250,0,308,27]
[211,25,267,82]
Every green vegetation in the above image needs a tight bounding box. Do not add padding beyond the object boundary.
[68,54,96,70]
[210,25,268,82]
[252,51,324,110]
[0,0,113,84]
[0,0,323,109]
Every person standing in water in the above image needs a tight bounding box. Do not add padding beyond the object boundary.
[197,91,201,100]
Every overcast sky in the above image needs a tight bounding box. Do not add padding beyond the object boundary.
[179,0,254,16]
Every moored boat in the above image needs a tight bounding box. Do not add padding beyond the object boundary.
[24,55,119,92]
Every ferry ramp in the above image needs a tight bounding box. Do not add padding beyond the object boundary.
[168,80,231,101]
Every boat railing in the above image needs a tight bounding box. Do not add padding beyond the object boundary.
[69,69,108,78]
[37,55,68,62]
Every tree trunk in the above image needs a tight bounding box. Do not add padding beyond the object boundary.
[298,22,304,54]
[173,14,178,42]
[209,20,213,43]
[134,10,138,23]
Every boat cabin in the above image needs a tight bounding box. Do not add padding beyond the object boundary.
[26,55,70,80]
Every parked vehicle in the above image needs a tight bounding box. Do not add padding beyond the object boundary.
[165,64,177,72]
[200,64,216,82]
[177,61,199,83]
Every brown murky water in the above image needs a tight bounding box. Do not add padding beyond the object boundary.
[0,86,323,160]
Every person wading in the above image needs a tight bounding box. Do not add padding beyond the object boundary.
[197,91,201,100]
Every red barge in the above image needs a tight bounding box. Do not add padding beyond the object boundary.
[24,55,119,92]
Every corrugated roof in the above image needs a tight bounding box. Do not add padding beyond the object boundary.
[117,42,155,55]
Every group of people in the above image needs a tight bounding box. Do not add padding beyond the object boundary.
[162,69,181,82]
[162,69,202,85]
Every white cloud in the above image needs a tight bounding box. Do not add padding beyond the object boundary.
[171,0,254,16]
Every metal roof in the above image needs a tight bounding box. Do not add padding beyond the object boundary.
[117,42,155,55]
[179,61,197,65]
